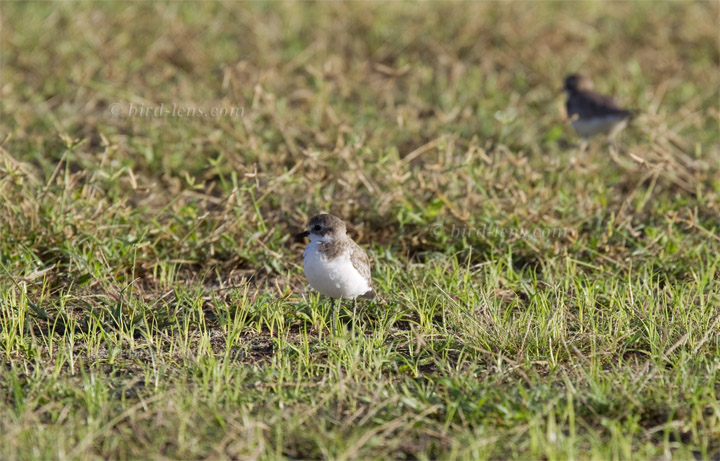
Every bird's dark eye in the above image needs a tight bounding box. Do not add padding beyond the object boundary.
[313,225,321,231]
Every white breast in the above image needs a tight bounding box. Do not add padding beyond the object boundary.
[572,116,627,139]
[303,242,372,299]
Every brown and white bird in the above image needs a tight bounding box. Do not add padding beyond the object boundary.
[564,74,633,141]
[296,214,375,330]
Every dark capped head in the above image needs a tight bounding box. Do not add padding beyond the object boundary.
[295,214,347,241]
[564,74,594,93]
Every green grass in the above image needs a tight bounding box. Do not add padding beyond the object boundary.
[1,1,719,459]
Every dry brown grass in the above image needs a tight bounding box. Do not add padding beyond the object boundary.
[1,2,719,459]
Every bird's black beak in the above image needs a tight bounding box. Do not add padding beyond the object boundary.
[295,230,309,240]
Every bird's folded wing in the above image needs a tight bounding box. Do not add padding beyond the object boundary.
[350,242,372,284]
[569,91,631,118]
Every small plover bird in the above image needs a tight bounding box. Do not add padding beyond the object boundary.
[295,214,375,331]
[564,74,633,141]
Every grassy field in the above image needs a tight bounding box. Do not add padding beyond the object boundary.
[1,1,719,459]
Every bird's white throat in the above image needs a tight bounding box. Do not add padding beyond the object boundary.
[308,233,335,243]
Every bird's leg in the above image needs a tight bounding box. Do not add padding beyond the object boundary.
[579,139,589,156]
[608,133,618,149]
[331,298,338,334]
[352,298,358,331]
[570,140,589,169]
[608,143,622,165]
